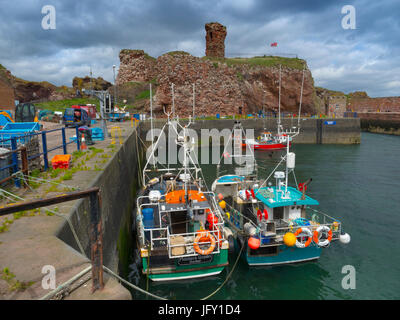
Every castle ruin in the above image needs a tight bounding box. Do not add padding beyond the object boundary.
[205,22,227,58]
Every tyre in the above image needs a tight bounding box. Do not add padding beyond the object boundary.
[228,235,235,255]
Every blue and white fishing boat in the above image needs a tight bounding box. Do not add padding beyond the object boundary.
[213,122,352,266]
[212,67,351,266]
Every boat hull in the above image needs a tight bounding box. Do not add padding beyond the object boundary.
[242,142,291,151]
[244,243,321,266]
[142,249,229,282]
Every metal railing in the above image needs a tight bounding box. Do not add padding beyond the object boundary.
[258,208,341,247]
[0,127,81,187]
[137,190,226,259]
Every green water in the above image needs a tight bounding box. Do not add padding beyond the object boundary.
[128,132,400,300]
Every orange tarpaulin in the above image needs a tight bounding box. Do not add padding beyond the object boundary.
[165,190,206,204]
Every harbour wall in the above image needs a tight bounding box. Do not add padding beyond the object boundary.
[138,118,361,144]
[358,112,400,135]
[56,127,143,281]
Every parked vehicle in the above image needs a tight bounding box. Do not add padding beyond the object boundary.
[15,103,38,122]
[63,108,91,127]
[71,104,97,120]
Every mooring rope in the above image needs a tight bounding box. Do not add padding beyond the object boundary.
[102,265,168,300]
[199,241,245,300]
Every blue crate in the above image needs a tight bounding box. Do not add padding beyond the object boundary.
[90,127,103,135]
[2,122,40,132]
[0,122,40,147]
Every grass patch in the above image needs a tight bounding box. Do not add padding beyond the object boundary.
[1,268,35,292]
[60,171,73,181]
[135,89,156,101]
[34,98,99,112]
[203,55,306,70]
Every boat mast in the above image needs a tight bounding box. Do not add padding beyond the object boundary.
[297,65,305,133]
[278,64,282,136]
[193,83,195,122]
[171,83,175,118]
[150,83,155,169]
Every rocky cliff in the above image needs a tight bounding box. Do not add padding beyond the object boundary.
[116,50,315,116]
[72,76,112,92]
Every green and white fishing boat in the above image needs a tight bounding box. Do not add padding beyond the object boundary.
[135,92,230,282]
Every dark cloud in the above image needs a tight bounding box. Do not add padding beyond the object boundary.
[0,0,398,96]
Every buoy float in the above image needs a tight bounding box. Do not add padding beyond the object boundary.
[263,209,268,220]
[257,208,268,221]
[219,200,226,210]
[218,193,224,201]
[283,232,296,247]
[248,237,260,250]
[339,232,351,244]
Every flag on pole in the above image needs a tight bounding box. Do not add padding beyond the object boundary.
[270,42,278,47]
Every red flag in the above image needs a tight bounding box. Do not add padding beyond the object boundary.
[270,42,278,47]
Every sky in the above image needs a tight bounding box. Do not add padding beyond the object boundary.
[0,0,399,97]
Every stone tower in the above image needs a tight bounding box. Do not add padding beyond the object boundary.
[205,22,227,58]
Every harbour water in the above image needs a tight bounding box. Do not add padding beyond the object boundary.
[128,132,400,300]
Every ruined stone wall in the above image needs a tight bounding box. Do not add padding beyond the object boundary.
[205,22,227,58]
[154,52,243,115]
[117,51,315,117]
[116,49,157,84]
[349,97,400,113]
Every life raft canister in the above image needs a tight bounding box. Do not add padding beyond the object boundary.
[193,231,216,255]
[313,225,333,247]
[294,227,312,248]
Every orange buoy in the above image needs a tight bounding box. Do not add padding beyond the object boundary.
[248,237,260,250]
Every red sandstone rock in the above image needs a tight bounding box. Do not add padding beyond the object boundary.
[116,49,156,84]
[205,22,227,58]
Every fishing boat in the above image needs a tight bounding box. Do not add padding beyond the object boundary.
[243,130,291,150]
[243,65,299,151]
[214,137,350,266]
[213,67,351,266]
[135,86,230,281]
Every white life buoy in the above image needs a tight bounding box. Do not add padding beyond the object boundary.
[313,225,332,247]
[294,227,312,248]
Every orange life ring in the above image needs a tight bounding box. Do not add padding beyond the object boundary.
[294,227,312,248]
[313,226,332,247]
[194,231,216,255]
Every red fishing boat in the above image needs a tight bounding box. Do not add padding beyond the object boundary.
[243,131,292,151]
